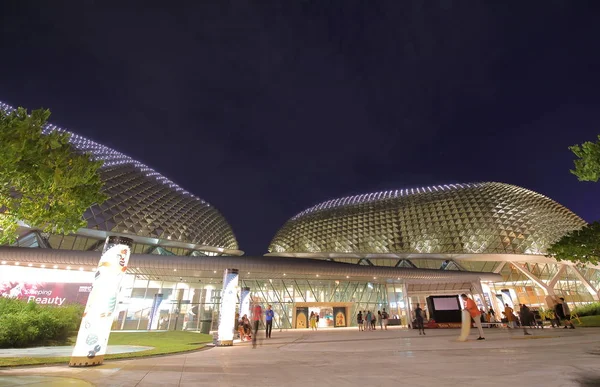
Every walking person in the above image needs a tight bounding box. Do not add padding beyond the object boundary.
[309,311,317,331]
[559,297,576,329]
[315,312,319,330]
[382,308,389,330]
[504,303,516,328]
[251,302,263,348]
[414,303,425,335]
[519,304,533,335]
[357,311,364,331]
[378,311,383,330]
[265,305,274,338]
[461,294,485,340]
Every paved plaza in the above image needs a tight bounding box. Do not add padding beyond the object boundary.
[1,327,600,387]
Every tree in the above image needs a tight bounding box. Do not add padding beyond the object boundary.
[570,134,600,182]
[546,222,600,266]
[0,107,106,245]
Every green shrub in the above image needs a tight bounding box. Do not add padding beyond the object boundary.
[0,298,84,348]
[573,302,600,317]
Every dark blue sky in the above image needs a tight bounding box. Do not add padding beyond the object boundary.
[1,1,599,254]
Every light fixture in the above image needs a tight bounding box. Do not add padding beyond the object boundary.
[346,276,349,279]
[53,265,58,269]
[213,270,217,273]
[41,264,46,268]
[173,269,177,272]
[14,262,20,266]
[373,277,377,280]
[79,267,84,271]
[27,263,33,267]
[66,266,71,270]
[316,274,319,277]
[283,273,286,276]
[1,261,5,265]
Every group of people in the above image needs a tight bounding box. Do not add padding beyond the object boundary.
[464,294,577,339]
[356,309,389,331]
[235,303,275,348]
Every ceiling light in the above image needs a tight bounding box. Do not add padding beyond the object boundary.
[53,265,58,269]
[14,262,20,266]
[27,263,32,267]
[1,261,6,265]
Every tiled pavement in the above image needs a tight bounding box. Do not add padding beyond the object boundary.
[1,327,599,386]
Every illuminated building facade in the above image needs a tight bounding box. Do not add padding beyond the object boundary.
[268,182,600,310]
[1,101,597,331]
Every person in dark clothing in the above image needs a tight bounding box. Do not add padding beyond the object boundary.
[265,305,274,338]
[519,304,533,336]
[559,297,576,329]
[414,303,425,335]
[554,299,566,327]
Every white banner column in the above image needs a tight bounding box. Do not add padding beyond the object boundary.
[70,236,133,367]
[217,268,239,346]
[240,287,251,319]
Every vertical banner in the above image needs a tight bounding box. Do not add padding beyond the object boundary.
[147,293,164,330]
[239,287,251,319]
[333,307,347,327]
[69,236,133,367]
[217,268,239,346]
[295,307,309,329]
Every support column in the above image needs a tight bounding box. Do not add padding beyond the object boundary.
[510,262,551,295]
[570,265,600,301]
[402,283,412,328]
[548,265,566,289]
[472,281,489,313]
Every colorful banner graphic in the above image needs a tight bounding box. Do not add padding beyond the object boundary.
[333,307,347,327]
[70,236,133,367]
[239,287,251,320]
[147,293,164,330]
[0,281,91,305]
[295,307,309,329]
[217,268,239,346]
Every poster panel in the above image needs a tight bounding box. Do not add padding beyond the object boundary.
[333,307,347,327]
[0,281,91,305]
[217,268,239,346]
[70,236,133,367]
[239,287,251,319]
[146,293,164,330]
[295,307,308,329]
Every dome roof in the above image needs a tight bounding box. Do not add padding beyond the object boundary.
[1,101,238,252]
[269,183,585,256]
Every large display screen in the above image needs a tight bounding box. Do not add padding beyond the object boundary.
[433,297,460,310]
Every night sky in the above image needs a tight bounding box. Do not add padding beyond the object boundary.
[2,2,599,255]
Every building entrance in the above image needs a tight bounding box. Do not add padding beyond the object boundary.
[293,302,352,329]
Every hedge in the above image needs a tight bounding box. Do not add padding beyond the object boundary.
[573,302,600,317]
[0,297,83,348]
